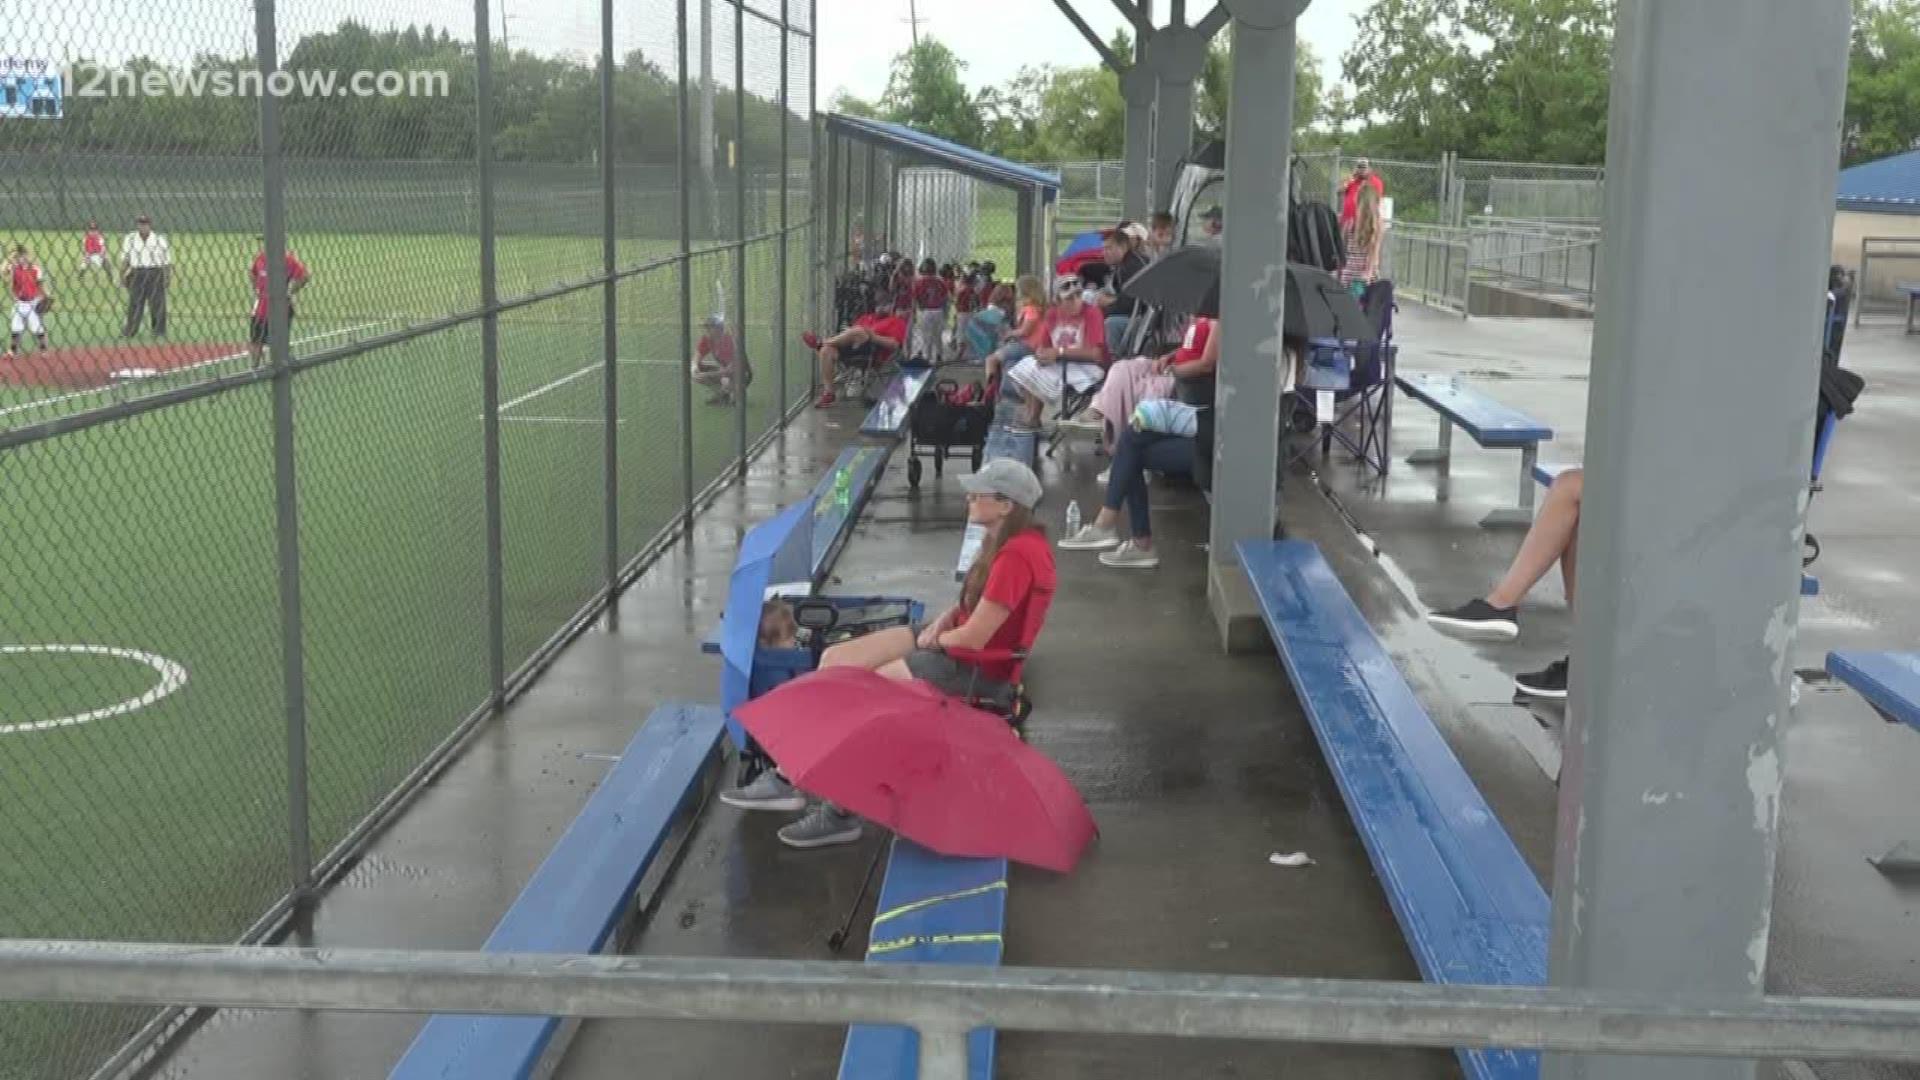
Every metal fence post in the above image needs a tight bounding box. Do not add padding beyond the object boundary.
[864,145,877,253]
[733,0,749,478]
[777,0,790,418]
[809,22,820,366]
[677,0,695,536]
[475,0,505,703]
[255,0,310,911]
[599,0,619,627]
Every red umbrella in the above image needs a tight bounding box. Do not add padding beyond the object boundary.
[735,666,1097,873]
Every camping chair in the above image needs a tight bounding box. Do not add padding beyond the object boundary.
[1045,305,1167,458]
[1284,278,1397,477]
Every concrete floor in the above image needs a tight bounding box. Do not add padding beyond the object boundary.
[1313,303,1920,1080]
[149,306,1920,1080]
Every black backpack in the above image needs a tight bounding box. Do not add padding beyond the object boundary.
[1289,200,1345,273]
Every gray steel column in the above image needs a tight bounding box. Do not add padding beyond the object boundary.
[599,0,619,627]
[476,0,506,700]
[863,145,877,253]
[732,0,748,478]
[676,0,696,538]
[1544,2,1851,1079]
[1120,66,1156,221]
[1015,188,1036,278]
[1147,24,1209,213]
[256,0,310,908]
[1208,0,1300,580]
[777,0,790,418]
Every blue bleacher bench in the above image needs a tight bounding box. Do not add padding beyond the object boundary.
[838,840,1008,1080]
[388,704,727,1080]
[860,363,935,439]
[1239,539,1547,1080]
[1398,374,1554,529]
[812,444,890,582]
[1534,462,1820,596]
[1824,651,1920,872]
[953,425,1037,580]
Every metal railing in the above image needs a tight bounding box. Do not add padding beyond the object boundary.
[1854,236,1920,325]
[0,0,816,1076]
[1386,222,1473,315]
[1468,216,1604,311]
[5,942,1920,1080]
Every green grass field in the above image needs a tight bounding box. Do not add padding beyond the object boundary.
[0,223,816,1079]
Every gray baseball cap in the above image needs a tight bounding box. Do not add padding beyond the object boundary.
[960,459,1043,510]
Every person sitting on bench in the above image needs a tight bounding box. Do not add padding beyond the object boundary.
[721,460,1057,849]
[1003,275,1108,432]
[1070,315,1212,457]
[1056,321,1223,571]
[1426,467,1584,700]
[982,274,1047,389]
[804,295,907,408]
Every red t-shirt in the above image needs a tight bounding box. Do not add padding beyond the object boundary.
[1174,317,1214,364]
[696,332,737,367]
[251,251,309,319]
[912,275,949,310]
[954,284,978,313]
[853,312,908,357]
[1037,302,1108,363]
[1341,173,1385,224]
[10,262,44,302]
[83,231,105,255]
[949,528,1056,683]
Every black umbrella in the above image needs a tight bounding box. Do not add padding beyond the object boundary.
[1125,247,1379,344]
[1122,244,1220,317]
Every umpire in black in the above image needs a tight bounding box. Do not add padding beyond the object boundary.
[120,214,172,339]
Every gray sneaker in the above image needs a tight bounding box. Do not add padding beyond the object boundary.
[719,770,807,812]
[1058,523,1121,551]
[1055,412,1104,433]
[1099,540,1160,569]
[778,804,863,849]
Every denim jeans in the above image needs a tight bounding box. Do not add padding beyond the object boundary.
[1103,426,1195,539]
[1105,314,1132,353]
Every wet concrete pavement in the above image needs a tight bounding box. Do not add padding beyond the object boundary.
[1315,303,1920,1080]
[151,304,1920,1080]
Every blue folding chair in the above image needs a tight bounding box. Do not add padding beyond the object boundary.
[1284,279,1397,477]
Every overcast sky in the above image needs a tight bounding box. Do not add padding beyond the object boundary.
[815,0,1369,105]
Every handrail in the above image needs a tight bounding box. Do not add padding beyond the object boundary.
[5,942,1920,1076]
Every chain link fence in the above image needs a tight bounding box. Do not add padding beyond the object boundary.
[0,0,814,1075]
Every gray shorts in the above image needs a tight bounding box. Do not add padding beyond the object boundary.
[904,648,1013,710]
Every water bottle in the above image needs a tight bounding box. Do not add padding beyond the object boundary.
[1065,500,1082,536]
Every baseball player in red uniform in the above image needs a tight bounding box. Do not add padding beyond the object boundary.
[248,241,311,367]
[4,245,52,361]
[79,222,107,276]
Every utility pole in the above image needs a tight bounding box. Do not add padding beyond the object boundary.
[905,0,924,47]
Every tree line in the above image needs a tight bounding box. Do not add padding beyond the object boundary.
[838,0,1919,169]
[0,21,803,167]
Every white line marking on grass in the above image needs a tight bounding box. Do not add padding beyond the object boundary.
[500,362,599,413]
[0,322,388,422]
[502,415,628,425]
[0,644,190,735]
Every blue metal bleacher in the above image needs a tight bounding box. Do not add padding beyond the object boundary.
[1534,462,1820,596]
[860,363,934,439]
[1239,539,1547,1080]
[1399,374,1554,529]
[812,444,889,581]
[388,703,727,1080]
[837,840,1007,1079]
[1827,651,1920,731]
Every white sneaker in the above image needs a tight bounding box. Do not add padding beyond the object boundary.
[1099,541,1160,569]
[1058,523,1121,551]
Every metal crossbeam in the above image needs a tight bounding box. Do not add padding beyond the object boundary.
[1052,0,1126,72]
[4,942,1920,1066]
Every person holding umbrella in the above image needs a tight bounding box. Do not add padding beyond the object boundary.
[723,459,1058,849]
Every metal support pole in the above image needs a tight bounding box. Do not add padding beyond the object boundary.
[864,145,878,254]
[732,0,748,478]
[777,0,790,419]
[1015,189,1036,278]
[699,0,717,240]
[917,1028,969,1080]
[475,0,506,702]
[1119,66,1156,221]
[677,0,696,537]
[808,23,820,355]
[1147,24,1210,214]
[1207,0,1299,594]
[888,162,900,260]
[599,0,619,627]
[256,0,310,911]
[1545,1,1852,1078]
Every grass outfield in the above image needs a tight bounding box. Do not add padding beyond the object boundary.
[0,226,817,1079]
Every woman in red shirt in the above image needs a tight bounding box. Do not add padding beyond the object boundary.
[722,459,1058,848]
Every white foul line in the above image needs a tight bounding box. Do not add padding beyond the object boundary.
[495,358,679,418]
[0,322,389,422]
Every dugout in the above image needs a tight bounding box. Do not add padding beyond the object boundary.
[820,114,1061,280]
